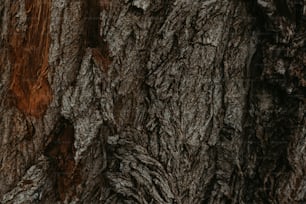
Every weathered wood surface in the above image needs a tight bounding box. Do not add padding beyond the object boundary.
[0,0,305,203]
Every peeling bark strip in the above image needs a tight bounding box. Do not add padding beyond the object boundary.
[8,0,52,117]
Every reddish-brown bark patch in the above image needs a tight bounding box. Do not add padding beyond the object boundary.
[92,42,112,72]
[8,0,52,118]
[99,0,111,10]
[87,0,113,71]
[44,118,81,202]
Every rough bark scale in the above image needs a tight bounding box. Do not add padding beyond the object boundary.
[0,0,305,203]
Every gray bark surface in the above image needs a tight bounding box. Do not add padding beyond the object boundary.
[0,0,305,203]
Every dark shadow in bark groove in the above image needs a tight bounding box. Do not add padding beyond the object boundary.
[242,1,302,201]
[85,0,113,72]
[44,117,81,202]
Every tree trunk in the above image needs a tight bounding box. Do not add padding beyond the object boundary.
[0,0,305,203]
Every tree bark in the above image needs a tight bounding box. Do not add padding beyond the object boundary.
[0,0,305,203]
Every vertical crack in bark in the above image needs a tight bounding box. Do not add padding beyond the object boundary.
[44,117,81,202]
[86,0,112,72]
[8,0,52,118]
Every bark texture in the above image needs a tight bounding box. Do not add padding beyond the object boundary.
[0,0,305,203]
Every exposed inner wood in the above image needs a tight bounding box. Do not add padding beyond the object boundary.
[8,0,52,118]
